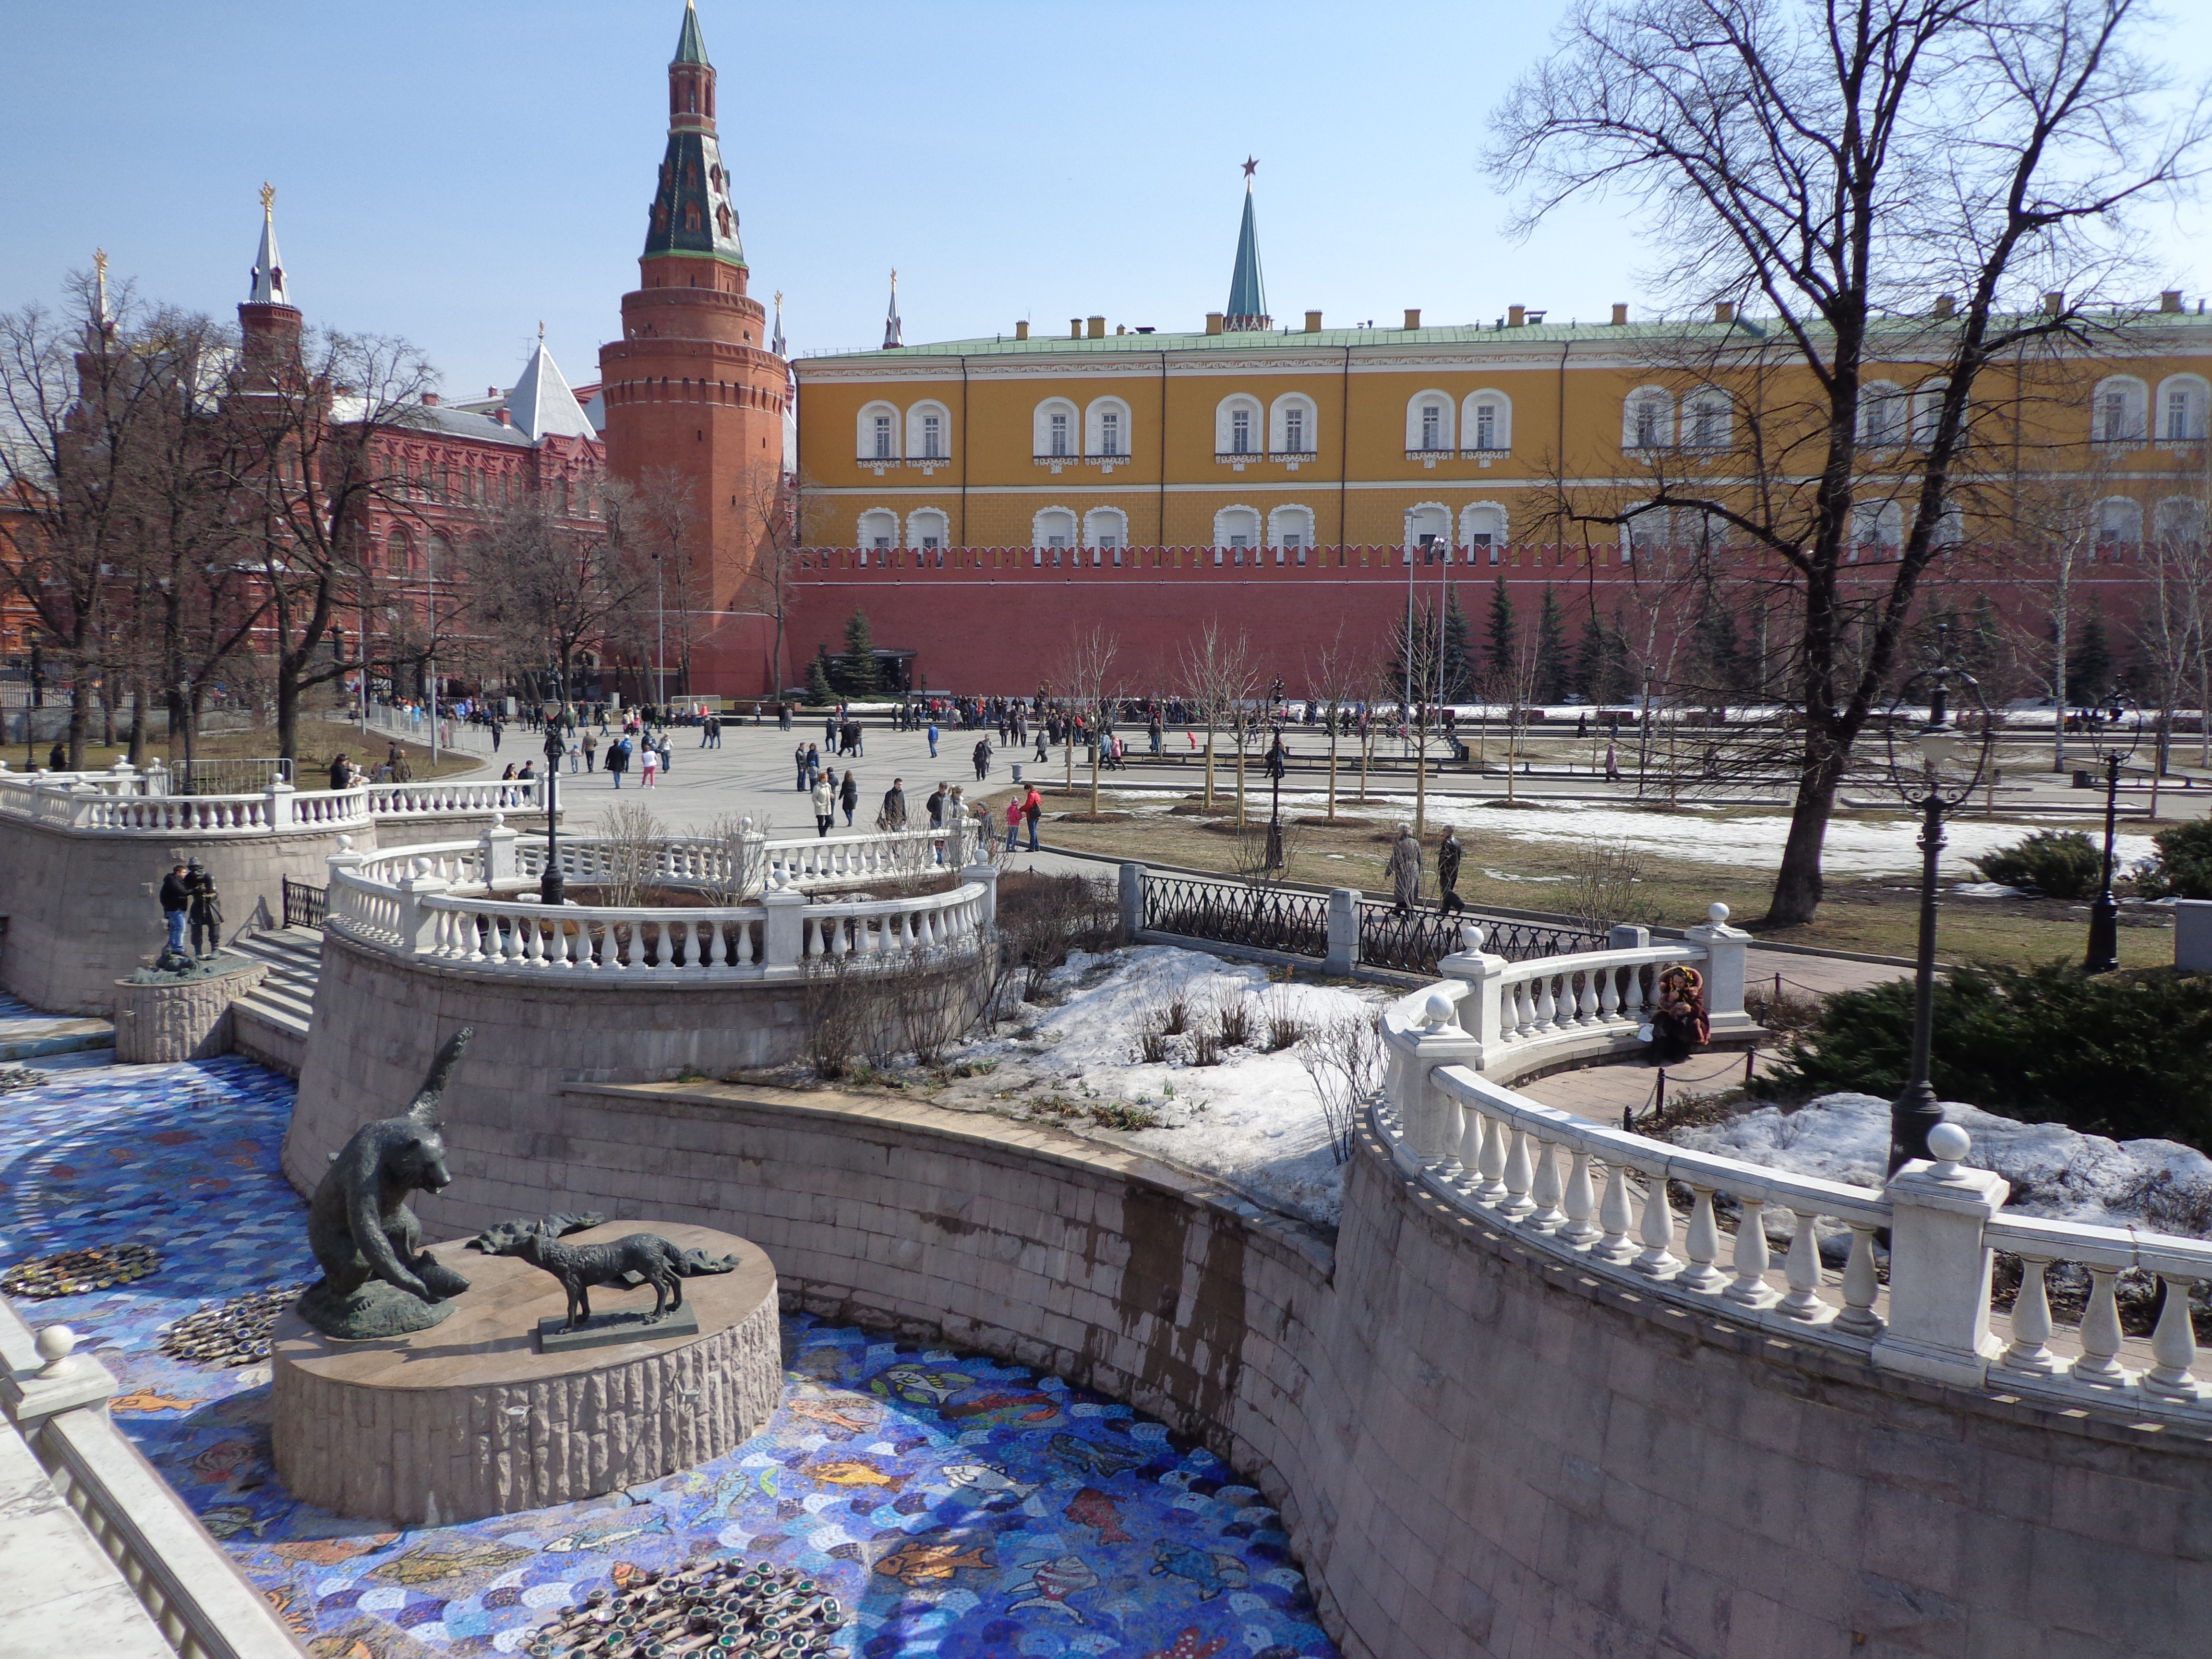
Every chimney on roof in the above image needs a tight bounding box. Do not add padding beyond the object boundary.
[2043,291,2065,316]
[2162,290,2184,313]
[496,408,511,427]
[1305,310,1322,333]
[1014,320,1029,340]
[1610,303,1628,325]
[1507,305,1525,327]
[1070,318,1082,339]
[1714,301,1736,324]
[488,386,498,397]
[1205,312,1225,336]
[1934,294,1957,319]
[1404,308,1422,330]
[421,393,440,408]
[1088,315,1106,339]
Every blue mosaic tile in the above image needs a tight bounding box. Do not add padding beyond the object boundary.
[0,1058,1335,1659]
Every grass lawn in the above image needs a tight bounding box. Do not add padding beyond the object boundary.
[12,716,481,783]
[999,781,2176,972]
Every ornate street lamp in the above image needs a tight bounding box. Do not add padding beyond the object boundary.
[539,721,566,907]
[2084,692,2142,974]
[1880,627,1995,1173]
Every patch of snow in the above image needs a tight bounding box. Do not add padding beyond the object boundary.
[1949,882,2025,897]
[1669,1092,2212,1234]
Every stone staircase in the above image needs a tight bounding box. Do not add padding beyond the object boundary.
[226,925,322,1076]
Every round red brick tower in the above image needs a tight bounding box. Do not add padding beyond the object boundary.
[599,0,790,697]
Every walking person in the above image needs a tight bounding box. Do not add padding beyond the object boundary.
[1034,725,1049,764]
[1603,743,1621,783]
[607,734,631,788]
[926,781,948,864]
[973,737,992,782]
[640,740,661,788]
[881,777,908,830]
[812,770,835,836]
[1435,825,1467,916]
[1004,793,1022,852]
[927,718,940,760]
[840,768,860,827]
[794,742,811,790]
[1022,783,1044,852]
[583,730,598,771]
[1385,823,1423,914]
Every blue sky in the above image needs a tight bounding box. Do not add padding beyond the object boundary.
[3,0,2208,401]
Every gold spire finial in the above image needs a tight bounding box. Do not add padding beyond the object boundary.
[94,248,108,279]
[260,181,276,215]
[538,320,545,340]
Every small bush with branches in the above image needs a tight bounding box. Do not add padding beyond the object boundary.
[1971,829,2101,899]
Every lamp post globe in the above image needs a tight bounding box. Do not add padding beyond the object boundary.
[540,720,566,907]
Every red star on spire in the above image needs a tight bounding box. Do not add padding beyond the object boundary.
[1241,156,1259,180]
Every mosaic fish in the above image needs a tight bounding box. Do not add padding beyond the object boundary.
[1065,1486,1132,1545]
[808,1459,902,1491]
[266,1533,400,1567]
[1005,1552,1100,1622]
[369,1540,534,1584]
[942,1390,1062,1425]
[189,1438,261,1485]
[871,1540,995,1587]
[110,1387,200,1414]
[306,1616,416,1659]
[260,1583,315,1639]
[867,1363,972,1406]
[941,1461,1040,1502]
[1149,1541,1249,1600]
[197,1504,270,1540]
[541,1513,670,1554]
[691,1469,756,1521]
[1049,1433,1144,1478]
[792,1346,852,1380]
[790,1395,878,1432]
[1146,1630,1231,1659]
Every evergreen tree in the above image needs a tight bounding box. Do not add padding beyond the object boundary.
[1695,592,1744,695]
[1602,610,1635,703]
[1532,585,1570,704]
[840,611,881,695]
[1441,591,1473,700]
[806,648,836,705]
[1387,596,1474,703]
[2067,611,2113,705]
[1573,606,1609,703]
[1484,577,1518,694]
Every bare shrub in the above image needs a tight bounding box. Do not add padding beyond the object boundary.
[1139,1028,1171,1063]
[1190,1021,1223,1066]
[1159,995,1190,1035]
[801,953,864,1080]
[1262,988,1305,1052]
[1743,979,1823,1038]
[996,871,1123,1006]
[695,812,768,905]
[1565,838,1655,936]
[1298,1012,1384,1165]
[1216,997,1255,1050]
[594,802,665,908]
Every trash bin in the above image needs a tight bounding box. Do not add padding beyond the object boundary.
[2073,769,2093,788]
[1012,763,1024,784]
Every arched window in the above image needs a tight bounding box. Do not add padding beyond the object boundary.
[1267,505,1314,563]
[1270,394,1319,456]
[2155,496,2208,549]
[2155,375,2210,443]
[1033,399,1079,460]
[1683,388,1731,449]
[1623,506,1671,559]
[1850,499,1904,553]
[1215,395,1264,457]
[425,533,451,575]
[1406,391,1455,454]
[1033,507,1077,559]
[2096,497,2143,552]
[907,508,950,555]
[1859,381,1908,448]
[1085,397,1132,459]
[906,400,951,461]
[857,508,899,552]
[1623,387,1674,450]
[384,529,411,574]
[1082,506,1128,557]
[1461,503,1508,563]
[1911,379,1950,446]
[1406,503,1451,559]
[857,400,901,461]
[1462,390,1512,453]
[2092,376,2149,445]
[1214,505,1261,561]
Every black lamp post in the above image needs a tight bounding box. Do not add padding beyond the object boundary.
[1882,630,1994,1174]
[539,721,565,906]
[2084,693,2141,974]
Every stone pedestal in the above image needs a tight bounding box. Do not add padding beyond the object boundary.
[271,1221,779,1525]
[111,959,265,1063]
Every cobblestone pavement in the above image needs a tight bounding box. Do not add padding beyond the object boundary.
[0,1057,1333,1659]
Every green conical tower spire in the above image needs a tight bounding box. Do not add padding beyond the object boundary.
[1224,158,1269,332]
[674,0,709,64]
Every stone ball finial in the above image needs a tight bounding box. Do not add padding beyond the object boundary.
[1708,902,1731,925]
[1926,1121,1972,1177]
[1460,923,1486,954]
[411,858,431,878]
[491,810,505,828]
[337,834,353,852]
[35,1325,77,1377]
[1423,991,1455,1029]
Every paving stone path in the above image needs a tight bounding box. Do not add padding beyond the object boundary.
[0,1056,1334,1659]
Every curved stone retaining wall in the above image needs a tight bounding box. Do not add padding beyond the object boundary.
[278,1076,2212,1659]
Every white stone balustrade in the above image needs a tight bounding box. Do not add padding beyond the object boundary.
[1377,928,2212,1434]
[0,765,543,834]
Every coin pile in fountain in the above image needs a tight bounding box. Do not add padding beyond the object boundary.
[0,1064,50,1094]
[159,1282,310,1367]
[523,1558,846,1659]
[1,1242,160,1298]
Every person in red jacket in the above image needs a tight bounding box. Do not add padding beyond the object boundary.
[1022,784,1044,852]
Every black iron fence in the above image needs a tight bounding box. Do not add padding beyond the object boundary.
[1142,874,1331,959]
[1356,904,1602,976]
[281,878,327,930]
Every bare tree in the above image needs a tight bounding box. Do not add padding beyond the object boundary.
[1051,624,1123,815]
[1490,0,2207,925]
[1178,620,1261,811]
[603,468,704,705]
[469,497,649,710]
[737,464,805,699]
[1304,621,1369,821]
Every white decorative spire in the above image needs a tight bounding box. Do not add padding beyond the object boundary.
[249,182,289,305]
[772,289,786,358]
[882,269,902,349]
[505,326,597,443]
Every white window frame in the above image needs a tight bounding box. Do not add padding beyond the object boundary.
[856,507,900,549]
[1910,379,1951,447]
[1461,390,1512,453]
[1270,393,1319,455]
[1032,398,1080,459]
[1215,395,1264,457]
[1623,387,1675,451]
[2155,496,2208,548]
[1085,396,1132,458]
[1212,504,1262,549]
[1405,502,1452,556]
[2095,496,2143,550]
[1683,388,1731,450]
[907,399,951,461]
[1859,381,1908,448]
[2092,376,2149,445]
[1082,506,1129,550]
[857,400,902,461]
[1267,505,1315,558]
[907,507,950,552]
[1460,502,1508,556]
[2154,375,2210,443]
[1033,506,1077,550]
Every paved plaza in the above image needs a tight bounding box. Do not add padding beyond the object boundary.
[0,1051,1334,1659]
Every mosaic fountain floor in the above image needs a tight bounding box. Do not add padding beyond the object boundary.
[0,1056,1335,1659]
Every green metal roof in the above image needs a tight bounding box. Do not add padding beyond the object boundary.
[1225,185,1266,325]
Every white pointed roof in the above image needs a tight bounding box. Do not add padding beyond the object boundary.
[250,184,289,305]
[506,331,597,443]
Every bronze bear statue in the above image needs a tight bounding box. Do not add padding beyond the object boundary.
[297,1027,477,1340]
